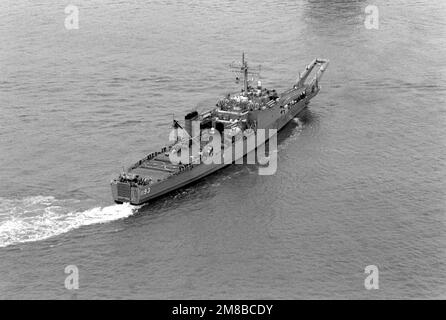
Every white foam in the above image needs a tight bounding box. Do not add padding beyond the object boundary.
[293,117,302,127]
[0,196,137,248]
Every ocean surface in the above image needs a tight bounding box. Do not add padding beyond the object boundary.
[0,0,445,299]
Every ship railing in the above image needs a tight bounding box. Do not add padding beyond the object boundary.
[127,148,171,171]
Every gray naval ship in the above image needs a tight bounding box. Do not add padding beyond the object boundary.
[111,54,329,205]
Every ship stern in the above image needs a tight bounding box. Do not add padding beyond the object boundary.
[111,180,142,205]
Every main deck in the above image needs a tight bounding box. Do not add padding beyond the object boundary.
[126,149,193,183]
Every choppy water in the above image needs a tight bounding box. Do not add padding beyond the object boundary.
[0,0,445,299]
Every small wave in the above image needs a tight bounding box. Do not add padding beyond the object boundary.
[108,119,145,128]
[0,196,137,248]
[293,117,303,127]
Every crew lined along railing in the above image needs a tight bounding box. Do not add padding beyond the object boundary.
[128,146,172,171]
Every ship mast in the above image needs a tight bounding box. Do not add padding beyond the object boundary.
[229,52,261,96]
[242,52,248,93]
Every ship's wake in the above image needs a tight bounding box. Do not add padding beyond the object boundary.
[0,196,137,248]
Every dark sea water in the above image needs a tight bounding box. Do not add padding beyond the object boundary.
[0,0,445,299]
